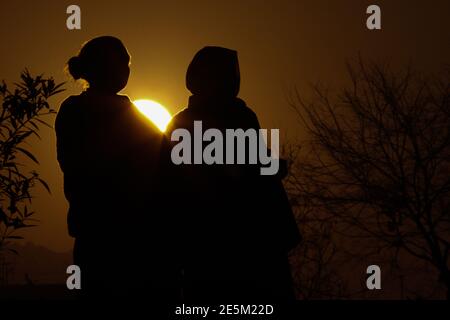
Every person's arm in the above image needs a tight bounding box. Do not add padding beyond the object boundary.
[246,109,288,179]
[55,98,84,237]
[246,107,301,251]
[55,99,86,200]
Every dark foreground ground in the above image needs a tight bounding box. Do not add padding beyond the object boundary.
[0,284,76,300]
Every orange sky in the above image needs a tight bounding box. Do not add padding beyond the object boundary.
[0,0,449,252]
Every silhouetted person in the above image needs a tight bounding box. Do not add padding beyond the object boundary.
[55,36,168,299]
[162,46,300,302]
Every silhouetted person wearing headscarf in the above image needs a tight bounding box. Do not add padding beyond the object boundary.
[55,36,168,299]
[162,46,300,302]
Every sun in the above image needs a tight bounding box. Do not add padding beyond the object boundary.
[133,99,172,132]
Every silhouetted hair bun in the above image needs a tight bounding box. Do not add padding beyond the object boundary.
[67,56,83,80]
[67,36,129,85]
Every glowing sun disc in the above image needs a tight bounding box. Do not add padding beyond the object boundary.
[133,99,172,132]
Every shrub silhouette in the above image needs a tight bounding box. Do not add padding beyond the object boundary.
[0,70,64,256]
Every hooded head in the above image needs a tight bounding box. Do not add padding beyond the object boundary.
[186,46,240,98]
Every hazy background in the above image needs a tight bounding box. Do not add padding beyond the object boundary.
[0,0,448,255]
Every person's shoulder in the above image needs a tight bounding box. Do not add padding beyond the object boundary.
[236,98,256,115]
[168,107,191,127]
[116,94,132,105]
[55,95,84,131]
[171,107,190,120]
[122,96,162,137]
[114,94,135,113]
[97,94,133,110]
[60,94,81,108]
[57,95,84,118]
[163,107,195,139]
[242,106,258,122]
[234,98,260,127]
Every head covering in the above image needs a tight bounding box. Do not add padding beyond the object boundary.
[186,46,240,98]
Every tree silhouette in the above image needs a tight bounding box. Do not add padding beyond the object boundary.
[0,70,64,257]
[283,143,348,299]
[287,59,450,299]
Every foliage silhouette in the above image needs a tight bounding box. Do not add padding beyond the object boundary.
[0,70,64,256]
[286,58,450,299]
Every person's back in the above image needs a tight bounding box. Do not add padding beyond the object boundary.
[57,92,160,236]
[163,46,300,302]
[55,36,163,298]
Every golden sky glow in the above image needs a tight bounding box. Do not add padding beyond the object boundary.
[0,0,448,253]
[133,99,172,132]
